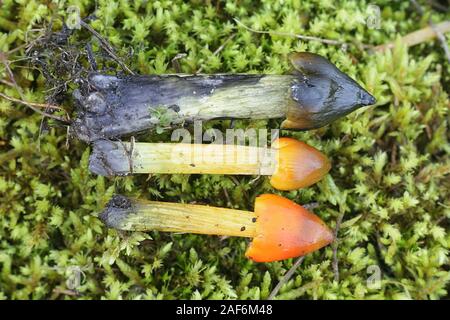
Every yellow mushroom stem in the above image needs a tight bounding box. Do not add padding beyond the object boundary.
[100,194,334,263]
[100,195,257,237]
[90,140,277,176]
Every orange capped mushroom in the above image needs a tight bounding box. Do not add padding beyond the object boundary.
[245,194,334,262]
[270,138,331,191]
[101,194,334,263]
[90,138,330,191]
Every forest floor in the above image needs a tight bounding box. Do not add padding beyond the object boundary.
[0,0,449,299]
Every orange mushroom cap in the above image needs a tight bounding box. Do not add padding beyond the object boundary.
[245,194,334,263]
[270,137,331,191]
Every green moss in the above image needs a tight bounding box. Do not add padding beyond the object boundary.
[0,0,449,300]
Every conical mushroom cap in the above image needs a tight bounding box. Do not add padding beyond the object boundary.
[270,138,331,191]
[282,52,376,130]
[245,194,334,262]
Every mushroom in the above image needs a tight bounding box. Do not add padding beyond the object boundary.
[89,137,331,191]
[100,194,334,262]
[72,52,376,142]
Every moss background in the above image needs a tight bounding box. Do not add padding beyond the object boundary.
[0,0,449,299]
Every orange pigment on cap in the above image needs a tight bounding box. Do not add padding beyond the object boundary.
[245,194,334,262]
[270,137,331,191]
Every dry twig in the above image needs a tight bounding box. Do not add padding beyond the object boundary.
[268,256,305,300]
[196,33,236,74]
[171,53,187,73]
[80,20,135,75]
[0,92,66,112]
[410,0,450,63]
[233,18,370,49]
[332,212,345,282]
[374,20,450,58]
[0,53,70,123]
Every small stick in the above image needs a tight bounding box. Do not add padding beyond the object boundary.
[234,18,346,47]
[80,21,135,75]
[332,212,345,282]
[0,79,14,87]
[410,0,450,63]
[427,0,449,12]
[374,20,450,53]
[0,54,70,123]
[268,256,305,300]
[0,92,66,112]
[171,53,187,73]
[196,33,236,74]
[52,288,80,297]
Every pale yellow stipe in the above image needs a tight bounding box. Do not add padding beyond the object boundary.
[128,143,277,176]
[123,199,257,238]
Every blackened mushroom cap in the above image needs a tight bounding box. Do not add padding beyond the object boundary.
[282,52,376,130]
